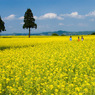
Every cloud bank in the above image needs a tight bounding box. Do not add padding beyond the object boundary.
[4,14,16,20]
[18,13,64,20]
[36,13,64,20]
[61,12,84,19]
[4,10,95,21]
[86,11,95,17]
[19,16,24,20]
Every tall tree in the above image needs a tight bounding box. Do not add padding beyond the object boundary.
[0,16,6,32]
[23,9,37,38]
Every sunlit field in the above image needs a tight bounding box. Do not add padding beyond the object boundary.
[0,35,95,95]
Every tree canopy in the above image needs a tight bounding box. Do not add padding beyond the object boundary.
[52,33,59,36]
[91,32,95,35]
[0,16,6,32]
[23,9,37,38]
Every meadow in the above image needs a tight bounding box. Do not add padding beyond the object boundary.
[0,35,95,95]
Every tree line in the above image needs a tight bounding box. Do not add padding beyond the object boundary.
[0,9,37,38]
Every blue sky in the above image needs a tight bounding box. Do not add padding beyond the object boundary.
[1,0,95,34]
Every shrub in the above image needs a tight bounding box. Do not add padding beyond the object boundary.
[91,32,95,35]
[52,33,59,36]
[61,34,66,36]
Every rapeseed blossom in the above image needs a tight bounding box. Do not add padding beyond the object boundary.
[0,35,95,94]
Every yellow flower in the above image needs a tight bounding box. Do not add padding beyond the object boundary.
[49,85,54,90]
[55,89,58,92]
[37,94,40,95]
[84,88,88,93]
[79,93,83,95]
[18,87,22,91]
[6,78,10,83]
[43,89,46,93]
[75,87,80,92]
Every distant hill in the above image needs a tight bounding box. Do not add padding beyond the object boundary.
[0,30,94,36]
[42,30,94,36]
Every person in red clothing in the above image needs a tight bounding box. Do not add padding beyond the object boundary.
[78,36,80,41]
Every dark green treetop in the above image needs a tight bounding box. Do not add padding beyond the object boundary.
[91,32,95,35]
[52,33,59,36]
[0,16,6,32]
[23,9,37,38]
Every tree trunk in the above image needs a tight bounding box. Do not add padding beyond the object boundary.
[29,28,30,38]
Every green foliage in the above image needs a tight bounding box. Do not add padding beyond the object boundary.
[52,33,59,36]
[61,34,66,36]
[0,16,6,32]
[23,9,37,37]
[91,32,95,35]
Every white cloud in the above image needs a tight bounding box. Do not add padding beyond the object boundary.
[19,16,24,20]
[4,14,16,20]
[86,11,95,17]
[34,16,38,19]
[62,10,95,18]
[37,13,64,20]
[57,16,64,20]
[62,12,84,19]
[59,23,64,26]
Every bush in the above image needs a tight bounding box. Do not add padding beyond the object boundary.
[52,33,59,36]
[61,34,66,36]
[91,32,95,35]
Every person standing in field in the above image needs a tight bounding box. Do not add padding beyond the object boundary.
[70,36,72,41]
[78,36,80,41]
[81,36,84,41]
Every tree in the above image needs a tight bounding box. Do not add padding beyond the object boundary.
[91,32,95,35]
[0,16,6,33]
[52,33,59,36]
[23,9,37,38]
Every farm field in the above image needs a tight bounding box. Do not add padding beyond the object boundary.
[0,35,95,95]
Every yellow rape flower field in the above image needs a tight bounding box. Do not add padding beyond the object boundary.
[0,35,95,95]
